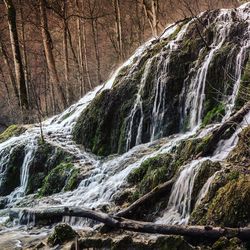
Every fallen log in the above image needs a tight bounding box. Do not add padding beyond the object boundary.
[9,206,250,241]
[201,101,250,156]
[116,178,175,218]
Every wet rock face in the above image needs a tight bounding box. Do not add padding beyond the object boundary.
[0,145,25,196]
[47,223,77,247]
[190,126,250,227]
[26,141,74,195]
[73,9,249,157]
[0,125,26,144]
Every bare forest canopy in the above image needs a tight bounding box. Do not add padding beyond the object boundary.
[0,0,243,125]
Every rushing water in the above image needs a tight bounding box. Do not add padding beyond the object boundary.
[0,3,249,231]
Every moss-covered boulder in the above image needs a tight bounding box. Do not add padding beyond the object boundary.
[235,58,250,110]
[127,153,177,200]
[26,140,73,194]
[0,145,25,196]
[0,125,26,143]
[227,126,250,167]
[47,223,77,247]
[191,160,221,209]
[39,162,75,196]
[191,174,250,227]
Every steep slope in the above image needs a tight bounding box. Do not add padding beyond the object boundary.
[73,4,250,156]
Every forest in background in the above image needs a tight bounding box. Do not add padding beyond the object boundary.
[0,0,243,128]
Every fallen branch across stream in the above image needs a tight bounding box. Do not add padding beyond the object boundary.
[9,206,250,241]
[116,178,175,218]
[201,101,250,156]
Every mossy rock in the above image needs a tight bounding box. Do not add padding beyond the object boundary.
[64,168,80,191]
[202,104,225,127]
[127,153,176,199]
[192,175,250,227]
[173,135,212,165]
[47,223,77,247]
[212,237,246,250]
[39,162,74,196]
[191,160,221,209]
[0,145,25,196]
[0,125,26,143]
[227,126,250,167]
[235,58,250,110]
[26,140,73,194]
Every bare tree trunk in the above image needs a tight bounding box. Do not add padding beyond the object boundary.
[39,0,67,110]
[0,37,19,101]
[112,0,124,61]
[4,0,29,110]
[141,0,163,37]
[82,20,93,90]
[19,0,30,106]
[63,0,71,105]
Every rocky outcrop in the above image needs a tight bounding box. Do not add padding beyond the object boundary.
[73,9,249,156]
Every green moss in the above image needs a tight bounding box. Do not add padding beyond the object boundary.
[212,237,245,250]
[0,125,26,143]
[227,126,250,167]
[47,223,77,247]
[64,168,80,191]
[193,175,250,227]
[39,162,74,196]
[202,103,225,127]
[191,160,221,208]
[26,141,73,194]
[127,153,176,199]
[235,59,250,110]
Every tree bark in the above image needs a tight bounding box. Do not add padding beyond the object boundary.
[4,0,29,109]
[0,37,19,101]
[10,206,250,241]
[141,0,163,37]
[39,0,67,110]
[116,178,175,218]
[112,0,124,61]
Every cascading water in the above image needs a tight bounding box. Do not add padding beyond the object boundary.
[126,58,154,150]
[151,23,190,140]
[180,10,233,130]
[0,3,249,235]
[156,111,250,225]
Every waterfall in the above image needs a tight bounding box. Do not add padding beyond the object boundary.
[151,23,189,140]
[8,140,38,203]
[126,58,154,150]
[180,10,233,130]
[0,3,249,232]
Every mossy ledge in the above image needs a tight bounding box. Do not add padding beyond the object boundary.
[0,125,26,143]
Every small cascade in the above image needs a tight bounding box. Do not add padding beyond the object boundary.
[151,23,189,140]
[8,139,38,203]
[223,9,250,119]
[126,58,154,150]
[156,110,250,225]
[156,158,208,225]
[180,10,233,130]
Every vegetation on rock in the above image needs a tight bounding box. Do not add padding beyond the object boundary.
[47,223,77,247]
[0,125,26,143]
